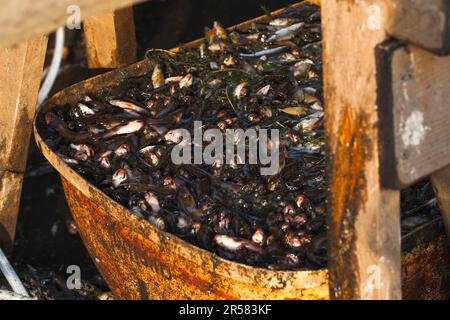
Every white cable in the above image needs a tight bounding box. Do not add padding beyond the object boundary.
[37,27,65,107]
[0,290,35,300]
[0,247,29,297]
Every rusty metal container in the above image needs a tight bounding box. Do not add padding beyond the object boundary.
[34,1,450,299]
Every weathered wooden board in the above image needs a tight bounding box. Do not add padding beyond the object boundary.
[0,171,24,254]
[0,35,48,254]
[322,0,401,299]
[377,42,450,188]
[385,0,450,55]
[0,0,143,48]
[83,7,137,68]
[0,35,48,173]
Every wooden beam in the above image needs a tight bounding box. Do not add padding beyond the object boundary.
[377,42,450,188]
[83,7,137,68]
[322,0,402,299]
[0,36,48,173]
[385,0,450,55]
[431,165,450,236]
[0,35,48,253]
[0,0,144,48]
[0,171,24,254]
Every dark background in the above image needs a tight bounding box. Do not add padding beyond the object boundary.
[133,0,296,55]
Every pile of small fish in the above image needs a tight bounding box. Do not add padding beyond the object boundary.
[44,4,327,270]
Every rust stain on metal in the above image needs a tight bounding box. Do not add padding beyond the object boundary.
[61,177,328,299]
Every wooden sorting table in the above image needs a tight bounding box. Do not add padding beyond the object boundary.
[2,0,450,299]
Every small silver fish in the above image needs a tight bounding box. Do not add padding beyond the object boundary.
[233,82,248,99]
[251,228,267,246]
[209,61,219,69]
[213,21,228,40]
[295,112,323,132]
[148,213,166,230]
[164,129,189,144]
[98,156,111,169]
[77,103,96,116]
[57,154,79,165]
[223,55,237,66]
[144,192,161,213]
[292,59,314,78]
[214,235,263,254]
[102,120,145,139]
[199,43,206,58]
[109,100,149,115]
[295,194,311,209]
[165,76,183,84]
[70,143,94,158]
[112,168,128,188]
[152,64,165,88]
[208,43,223,52]
[256,84,271,96]
[114,144,130,157]
[266,22,305,43]
[179,73,193,89]
[140,147,160,166]
[269,18,296,27]
[240,46,286,58]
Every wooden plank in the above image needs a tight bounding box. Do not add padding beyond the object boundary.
[0,35,48,254]
[322,0,402,299]
[377,43,450,188]
[83,7,137,68]
[0,171,25,254]
[0,0,144,48]
[431,165,450,236]
[385,0,450,55]
[0,36,48,173]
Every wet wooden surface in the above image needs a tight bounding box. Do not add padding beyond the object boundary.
[322,0,402,299]
[385,0,450,55]
[84,7,137,68]
[378,43,450,188]
[0,36,48,173]
[0,35,48,254]
[0,171,24,253]
[0,0,143,48]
